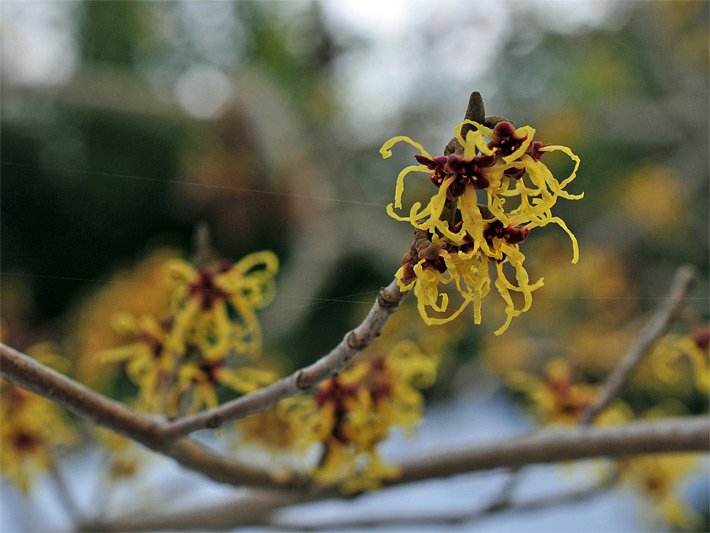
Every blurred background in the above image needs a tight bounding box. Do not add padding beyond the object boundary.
[1,0,708,531]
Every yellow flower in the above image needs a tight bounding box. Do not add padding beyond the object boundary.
[166,251,278,359]
[617,454,703,530]
[234,336,438,492]
[310,340,438,490]
[175,357,276,414]
[506,358,599,425]
[0,382,76,492]
[651,328,709,393]
[382,120,582,334]
[68,248,179,389]
[100,250,280,415]
[238,396,319,453]
[101,313,176,413]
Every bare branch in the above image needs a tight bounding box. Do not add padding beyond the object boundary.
[0,343,292,489]
[79,491,303,532]
[391,416,708,486]
[0,343,162,447]
[276,473,620,531]
[579,265,696,424]
[83,417,708,531]
[156,278,404,440]
[191,221,218,268]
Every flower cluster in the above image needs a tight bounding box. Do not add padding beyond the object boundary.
[505,357,704,529]
[311,340,438,491]
[506,358,599,425]
[1,346,76,492]
[102,251,279,414]
[650,327,709,393]
[617,454,703,530]
[382,120,582,334]
[238,339,439,492]
[505,357,638,428]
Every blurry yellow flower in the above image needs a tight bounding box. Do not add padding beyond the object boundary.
[99,250,280,415]
[382,120,582,334]
[618,454,703,530]
[620,166,683,230]
[101,313,175,413]
[0,382,76,492]
[176,358,276,414]
[166,251,278,359]
[232,340,438,491]
[507,358,598,425]
[239,396,318,453]
[507,357,638,428]
[68,248,179,388]
[311,340,438,491]
[651,328,709,393]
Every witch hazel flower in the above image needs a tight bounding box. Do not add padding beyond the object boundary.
[382,112,582,334]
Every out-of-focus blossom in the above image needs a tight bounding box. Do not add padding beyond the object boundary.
[0,345,76,492]
[166,251,278,359]
[506,358,598,425]
[236,339,438,492]
[311,339,438,491]
[651,328,709,393]
[618,453,703,531]
[101,313,175,413]
[102,250,280,414]
[619,166,683,231]
[68,249,179,388]
[506,357,634,427]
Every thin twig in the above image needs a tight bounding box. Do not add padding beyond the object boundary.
[276,472,620,531]
[78,490,303,532]
[48,458,82,524]
[0,344,162,446]
[579,265,696,424]
[191,221,218,268]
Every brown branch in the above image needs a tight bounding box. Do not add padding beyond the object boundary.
[79,491,304,532]
[0,344,162,447]
[156,279,404,440]
[83,417,708,531]
[0,279,403,487]
[276,473,620,531]
[579,265,696,424]
[0,342,286,488]
[390,416,708,486]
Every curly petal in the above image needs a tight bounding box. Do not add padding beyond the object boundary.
[380,136,432,160]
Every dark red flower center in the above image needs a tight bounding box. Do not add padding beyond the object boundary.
[189,270,230,310]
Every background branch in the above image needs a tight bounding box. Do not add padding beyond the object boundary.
[83,416,709,532]
[493,263,698,506]
[580,264,696,424]
[275,472,620,531]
